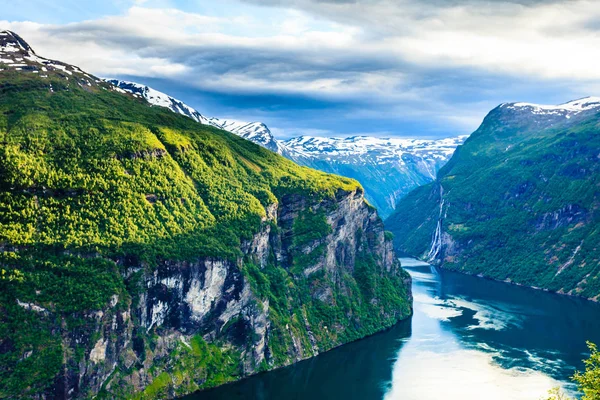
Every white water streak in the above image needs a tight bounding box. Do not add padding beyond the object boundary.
[427,184,445,262]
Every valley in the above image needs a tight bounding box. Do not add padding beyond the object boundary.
[3,2,600,396]
[185,259,600,400]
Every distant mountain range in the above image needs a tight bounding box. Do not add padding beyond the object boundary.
[109,80,467,217]
[386,96,600,299]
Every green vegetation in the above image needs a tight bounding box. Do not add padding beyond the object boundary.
[545,342,600,400]
[132,336,241,399]
[0,69,362,397]
[386,103,600,298]
[290,208,331,273]
[574,342,600,400]
[0,66,411,399]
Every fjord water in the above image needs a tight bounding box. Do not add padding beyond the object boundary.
[187,258,600,400]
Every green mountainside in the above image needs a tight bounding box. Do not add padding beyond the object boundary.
[386,98,600,299]
[0,31,411,399]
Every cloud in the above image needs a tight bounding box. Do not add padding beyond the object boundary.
[2,0,599,137]
[243,0,600,80]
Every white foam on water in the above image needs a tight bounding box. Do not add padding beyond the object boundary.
[450,297,525,331]
[413,293,464,322]
[384,348,565,400]
[398,257,431,267]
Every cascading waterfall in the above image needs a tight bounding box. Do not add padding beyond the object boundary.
[426,184,445,262]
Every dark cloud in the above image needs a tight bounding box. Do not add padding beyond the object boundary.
[5,0,597,139]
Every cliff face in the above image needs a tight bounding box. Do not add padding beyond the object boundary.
[386,99,600,301]
[43,189,411,399]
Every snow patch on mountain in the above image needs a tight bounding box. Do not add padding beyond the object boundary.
[283,135,467,166]
[503,97,600,117]
[281,135,467,215]
[0,30,98,84]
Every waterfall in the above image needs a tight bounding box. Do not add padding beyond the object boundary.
[426,184,445,262]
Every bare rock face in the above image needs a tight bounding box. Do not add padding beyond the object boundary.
[53,188,411,399]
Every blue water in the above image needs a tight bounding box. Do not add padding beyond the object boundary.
[185,258,600,400]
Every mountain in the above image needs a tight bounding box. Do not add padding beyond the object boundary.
[109,80,465,218]
[283,135,467,216]
[0,30,412,399]
[386,96,600,299]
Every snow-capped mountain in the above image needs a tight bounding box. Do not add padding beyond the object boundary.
[283,135,465,173]
[281,135,467,216]
[0,30,99,83]
[503,97,600,117]
[107,78,466,217]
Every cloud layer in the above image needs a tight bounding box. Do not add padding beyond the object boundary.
[2,0,599,138]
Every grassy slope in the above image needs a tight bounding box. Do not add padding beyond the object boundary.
[386,106,600,298]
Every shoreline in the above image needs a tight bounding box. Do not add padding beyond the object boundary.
[408,256,600,304]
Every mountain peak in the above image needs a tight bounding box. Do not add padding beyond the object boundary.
[0,30,34,55]
[0,30,100,85]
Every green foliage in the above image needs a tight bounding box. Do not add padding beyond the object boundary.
[292,208,332,248]
[544,387,572,400]
[543,342,600,400]
[574,342,600,400]
[0,249,127,397]
[0,70,361,398]
[384,231,394,241]
[132,335,241,399]
[289,208,332,273]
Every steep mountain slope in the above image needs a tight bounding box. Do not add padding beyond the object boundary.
[0,31,412,399]
[108,80,284,153]
[109,80,465,218]
[386,97,600,299]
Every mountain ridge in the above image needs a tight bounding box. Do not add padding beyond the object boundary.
[107,79,285,153]
[109,79,466,217]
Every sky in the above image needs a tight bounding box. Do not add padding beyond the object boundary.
[2,0,600,139]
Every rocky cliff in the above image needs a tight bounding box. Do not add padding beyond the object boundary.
[66,188,412,399]
[0,31,412,399]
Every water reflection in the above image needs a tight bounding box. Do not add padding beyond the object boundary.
[185,321,412,400]
[186,258,600,400]
[385,259,570,399]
